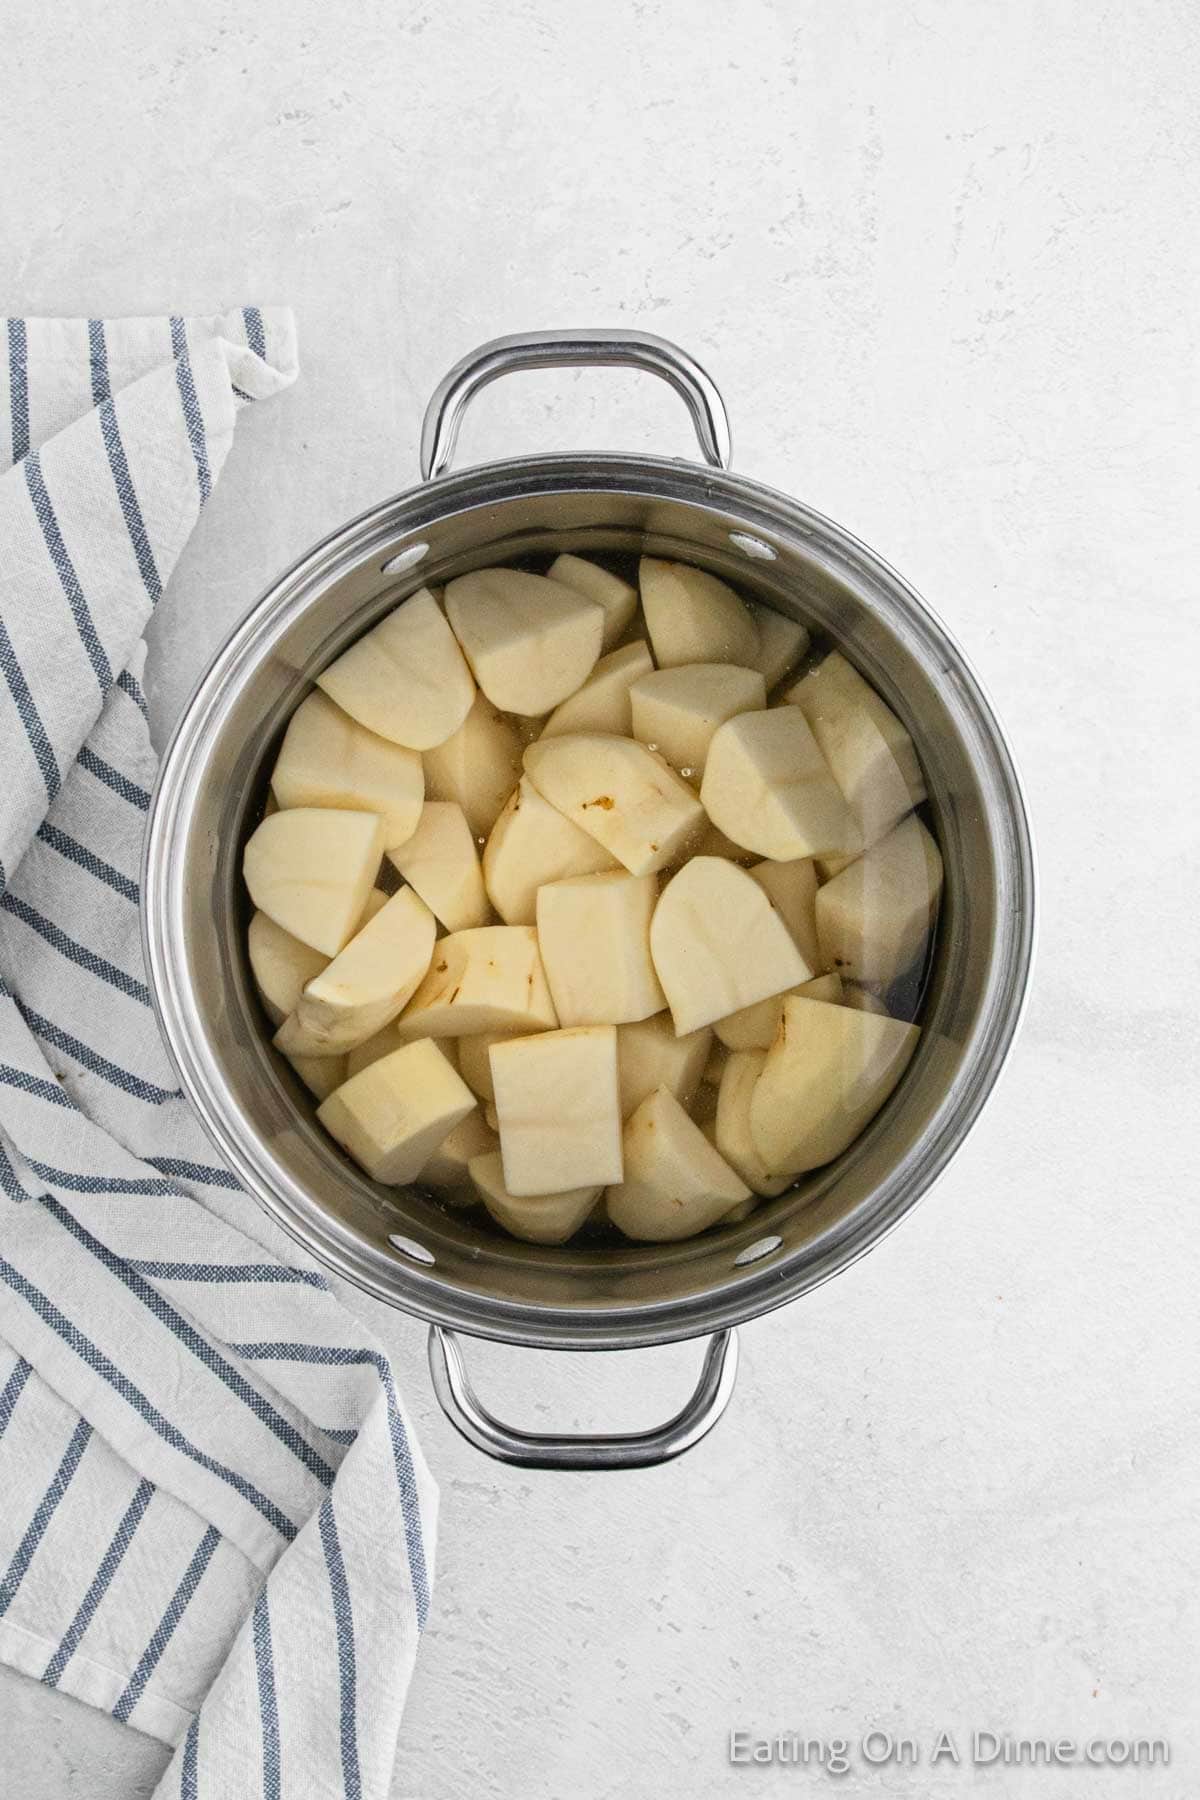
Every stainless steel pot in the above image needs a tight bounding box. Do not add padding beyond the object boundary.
[143,330,1035,1470]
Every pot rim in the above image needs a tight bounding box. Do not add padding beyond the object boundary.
[143,449,1036,1350]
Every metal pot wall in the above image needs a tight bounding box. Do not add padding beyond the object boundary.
[142,331,1035,1469]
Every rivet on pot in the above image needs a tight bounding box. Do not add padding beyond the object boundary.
[388,1233,436,1266]
[734,1234,783,1267]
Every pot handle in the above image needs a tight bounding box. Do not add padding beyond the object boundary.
[419,328,732,480]
[427,1324,739,1470]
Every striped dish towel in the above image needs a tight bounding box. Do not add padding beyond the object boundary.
[0,310,436,1797]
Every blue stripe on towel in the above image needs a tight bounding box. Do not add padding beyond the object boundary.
[116,668,149,718]
[169,318,212,504]
[253,1587,282,1800]
[87,319,110,407]
[127,1261,326,1289]
[112,1523,221,1723]
[180,1715,200,1800]
[319,1498,362,1800]
[24,452,113,694]
[0,1417,93,1616]
[0,891,152,1004]
[16,1005,177,1103]
[0,1356,33,1440]
[145,1156,241,1191]
[43,1477,155,1686]
[0,613,61,800]
[242,307,267,360]
[36,820,139,902]
[7,318,29,463]
[98,398,163,604]
[43,1199,336,1487]
[0,1065,76,1109]
[0,1253,298,1541]
[76,744,151,811]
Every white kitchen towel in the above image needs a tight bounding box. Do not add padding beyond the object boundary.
[0,309,436,1797]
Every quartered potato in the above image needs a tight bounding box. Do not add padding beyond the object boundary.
[444,568,604,715]
[523,732,705,876]
[540,640,654,738]
[248,549,940,1247]
[649,857,812,1036]
[548,554,639,650]
[638,558,760,669]
[243,808,385,957]
[483,774,617,925]
[489,1025,623,1196]
[316,587,475,751]
[271,690,424,850]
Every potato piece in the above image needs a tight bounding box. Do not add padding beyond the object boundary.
[283,1050,347,1102]
[387,802,489,933]
[444,568,603,715]
[482,775,617,924]
[243,809,385,957]
[715,1050,798,1197]
[317,1038,476,1184]
[629,663,766,777]
[423,693,524,839]
[669,818,755,867]
[247,911,329,1025]
[523,733,704,877]
[842,983,890,1015]
[270,690,424,850]
[748,604,810,689]
[421,1111,499,1200]
[702,1040,728,1087]
[747,857,822,971]
[278,886,437,1055]
[358,887,390,926]
[785,671,912,847]
[749,996,920,1174]
[638,558,759,669]
[346,1025,458,1080]
[316,588,475,751]
[606,1086,749,1242]
[616,1015,712,1119]
[784,652,925,806]
[469,1152,599,1245]
[490,1026,623,1195]
[536,871,665,1027]
[455,1028,515,1104]
[712,970,844,1053]
[540,640,653,738]
[649,857,811,1037]
[701,707,861,862]
[815,851,857,883]
[395,925,557,1039]
[547,554,638,650]
[815,815,943,985]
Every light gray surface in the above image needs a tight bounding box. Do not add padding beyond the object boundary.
[2,1,1198,1796]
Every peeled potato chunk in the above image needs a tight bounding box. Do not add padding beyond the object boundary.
[483,775,616,924]
[713,970,844,1053]
[815,815,943,986]
[422,1111,499,1200]
[469,1152,600,1244]
[537,871,665,1027]
[638,558,760,669]
[548,554,638,650]
[523,733,705,877]
[387,802,489,933]
[345,1021,406,1078]
[747,856,822,971]
[629,663,766,777]
[716,1050,798,1198]
[616,1014,712,1119]
[749,604,810,689]
[424,693,524,839]
[444,568,603,715]
[279,886,437,1055]
[785,668,913,847]
[749,996,920,1174]
[316,587,475,751]
[489,1026,623,1196]
[270,689,424,850]
[243,809,385,957]
[701,707,861,862]
[283,1050,347,1103]
[317,1038,477,1184]
[540,640,653,739]
[650,857,812,1037]
[248,911,329,1025]
[784,652,925,807]
[606,1085,750,1242]
[456,1028,521,1105]
[395,925,557,1039]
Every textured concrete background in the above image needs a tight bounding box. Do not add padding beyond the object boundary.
[2,1,1198,1795]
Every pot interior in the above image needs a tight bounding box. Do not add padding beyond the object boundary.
[149,457,1033,1347]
